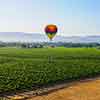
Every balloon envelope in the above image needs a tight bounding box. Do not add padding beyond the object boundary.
[45,24,58,40]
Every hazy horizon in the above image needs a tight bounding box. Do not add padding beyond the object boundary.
[0,32,100,43]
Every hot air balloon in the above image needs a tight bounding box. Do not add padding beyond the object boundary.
[45,24,58,40]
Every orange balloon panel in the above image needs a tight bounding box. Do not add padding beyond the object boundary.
[45,24,58,34]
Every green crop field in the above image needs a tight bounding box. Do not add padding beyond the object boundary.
[0,47,100,93]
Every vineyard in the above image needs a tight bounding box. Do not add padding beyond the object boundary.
[0,47,100,93]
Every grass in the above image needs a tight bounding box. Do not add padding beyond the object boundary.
[0,47,100,93]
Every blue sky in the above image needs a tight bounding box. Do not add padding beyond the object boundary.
[0,0,100,36]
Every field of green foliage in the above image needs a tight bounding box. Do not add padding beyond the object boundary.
[0,47,100,93]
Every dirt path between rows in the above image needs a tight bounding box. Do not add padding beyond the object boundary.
[5,77,100,100]
[29,78,100,100]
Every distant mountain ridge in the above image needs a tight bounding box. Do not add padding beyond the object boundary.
[0,32,100,43]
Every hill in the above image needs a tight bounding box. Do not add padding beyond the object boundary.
[0,32,100,43]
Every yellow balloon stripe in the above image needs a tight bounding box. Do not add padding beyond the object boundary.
[47,33,56,40]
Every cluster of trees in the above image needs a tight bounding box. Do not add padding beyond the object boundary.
[0,41,100,48]
[60,42,100,48]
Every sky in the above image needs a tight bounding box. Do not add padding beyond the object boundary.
[0,0,100,36]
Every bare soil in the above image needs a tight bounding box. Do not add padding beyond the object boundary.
[5,77,100,100]
[30,78,100,100]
